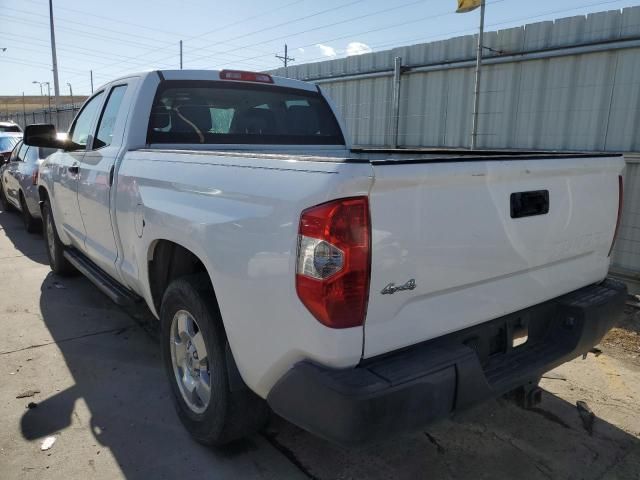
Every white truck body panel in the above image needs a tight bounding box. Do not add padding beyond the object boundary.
[113,150,372,395]
[365,157,624,357]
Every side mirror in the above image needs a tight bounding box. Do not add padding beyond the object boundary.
[23,124,65,149]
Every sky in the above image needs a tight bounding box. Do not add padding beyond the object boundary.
[1,0,640,96]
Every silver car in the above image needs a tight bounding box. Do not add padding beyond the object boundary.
[0,140,57,233]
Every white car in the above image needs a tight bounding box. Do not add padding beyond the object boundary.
[24,69,627,445]
[0,121,22,134]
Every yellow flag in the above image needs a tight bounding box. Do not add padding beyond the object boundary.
[457,0,482,13]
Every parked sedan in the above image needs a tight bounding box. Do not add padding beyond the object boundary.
[0,121,22,133]
[0,140,57,232]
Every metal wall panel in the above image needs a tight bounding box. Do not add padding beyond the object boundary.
[612,157,640,273]
[270,6,640,152]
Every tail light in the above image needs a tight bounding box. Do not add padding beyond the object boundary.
[608,175,624,257]
[296,197,371,329]
[219,70,273,84]
[31,168,39,186]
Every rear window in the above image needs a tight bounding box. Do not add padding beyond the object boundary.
[0,125,21,133]
[147,80,344,146]
[0,136,20,152]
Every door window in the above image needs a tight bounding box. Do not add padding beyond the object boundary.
[68,92,105,150]
[8,141,22,162]
[24,146,39,164]
[0,137,20,153]
[94,85,128,149]
[15,143,28,162]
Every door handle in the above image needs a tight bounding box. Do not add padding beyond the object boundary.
[510,190,549,218]
[68,165,79,175]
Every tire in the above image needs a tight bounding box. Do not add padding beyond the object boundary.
[42,199,75,276]
[0,182,14,212]
[160,273,269,446]
[20,193,40,234]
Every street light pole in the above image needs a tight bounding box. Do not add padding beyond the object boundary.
[66,82,73,102]
[33,81,43,97]
[49,0,61,108]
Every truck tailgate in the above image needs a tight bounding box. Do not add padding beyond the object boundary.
[364,155,624,358]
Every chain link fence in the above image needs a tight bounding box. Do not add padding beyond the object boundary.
[2,103,82,132]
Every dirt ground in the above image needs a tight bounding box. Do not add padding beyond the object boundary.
[601,305,640,366]
[0,208,639,480]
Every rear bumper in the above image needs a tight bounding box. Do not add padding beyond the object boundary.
[267,279,627,445]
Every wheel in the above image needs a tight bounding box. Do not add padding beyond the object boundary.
[0,182,14,212]
[20,193,40,234]
[160,273,269,446]
[42,199,75,276]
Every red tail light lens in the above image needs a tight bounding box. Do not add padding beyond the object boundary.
[608,175,624,257]
[296,197,371,329]
[31,168,39,186]
[219,70,273,84]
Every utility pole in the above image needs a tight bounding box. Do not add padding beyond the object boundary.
[180,40,183,69]
[67,82,73,102]
[46,82,51,123]
[275,44,295,78]
[49,0,60,109]
[90,70,94,94]
[470,0,485,150]
[22,92,26,127]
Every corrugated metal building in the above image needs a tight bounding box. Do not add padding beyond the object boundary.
[271,6,640,152]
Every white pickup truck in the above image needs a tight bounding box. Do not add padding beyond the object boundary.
[24,69,627,446]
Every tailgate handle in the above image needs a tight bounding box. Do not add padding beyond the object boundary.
[510,190,549,219]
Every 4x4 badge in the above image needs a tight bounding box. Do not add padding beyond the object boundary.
[381,279,416,295]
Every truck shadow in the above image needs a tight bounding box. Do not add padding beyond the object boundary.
[262,387,640,479]
[0,209,47,265]
[18,268,640,479]
[19,274,291,479]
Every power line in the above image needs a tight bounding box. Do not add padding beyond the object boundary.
[260,0,625,71]
[109,0,366,77]
[4,0,629,93]
[4,6,276,57]
[59,0,308,82]
[2,10,273,74]
[187,0,462,69]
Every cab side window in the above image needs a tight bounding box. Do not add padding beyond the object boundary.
[24,146,39,164]
[69,91,105,150]
[15,143,28,162]
[94,85,128,149]
[9,141,23,162]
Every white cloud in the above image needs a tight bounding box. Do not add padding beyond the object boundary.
[346,42,373,56]
[316,44,337,57]
[297,48,305,54]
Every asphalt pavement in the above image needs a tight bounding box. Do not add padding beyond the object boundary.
[1,207,639,480]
